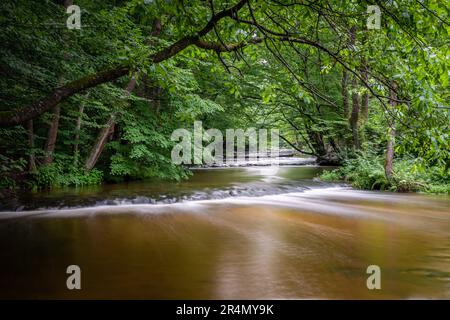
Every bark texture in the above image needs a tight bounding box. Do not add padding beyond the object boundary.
[0,0,249,127]
[384,82,398,180]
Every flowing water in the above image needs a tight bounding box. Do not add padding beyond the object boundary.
[0,166,449,299]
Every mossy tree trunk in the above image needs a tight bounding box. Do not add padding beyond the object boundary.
[42,0,73,165]
[26,120,36,172]
[385,82,397,180]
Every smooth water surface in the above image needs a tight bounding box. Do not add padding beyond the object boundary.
[0,166,449,299]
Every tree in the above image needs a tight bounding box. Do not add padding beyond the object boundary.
[0,0,448,191]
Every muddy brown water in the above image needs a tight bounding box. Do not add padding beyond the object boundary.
[0,166,449,299]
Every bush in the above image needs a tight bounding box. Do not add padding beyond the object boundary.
[320,152,449,194]
[319,169,342,182]
[32,163,103,189]
[0,154,27,190]
[320,151,389,190]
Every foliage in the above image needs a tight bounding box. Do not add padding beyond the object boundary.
[32,163,103,189]
[0,0,448,194]
[320,152,450,194]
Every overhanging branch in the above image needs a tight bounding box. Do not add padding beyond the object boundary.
[0,0,250,127]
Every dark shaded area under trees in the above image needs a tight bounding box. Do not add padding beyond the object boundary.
[0,0,448,198]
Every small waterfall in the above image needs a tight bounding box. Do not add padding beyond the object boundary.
[192,148,316,168]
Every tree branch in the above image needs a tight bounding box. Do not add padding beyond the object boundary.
[0,0,249,127]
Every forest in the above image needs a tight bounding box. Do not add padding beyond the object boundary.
[0,0,449,198]
[1,0,450,302]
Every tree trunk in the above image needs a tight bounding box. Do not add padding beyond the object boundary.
[384,82,397,180]
[42,0,73,165]
[305,124,326,159]
[84,77,137,171]
[350,76,360,149]
[0,2,248,127]
[84,113,117,171]
[348,26,360,149]
[42,105,60,165]
[341,69,349,118]
[73,102,85,167]
[26,120,36,172]
[83,19,163,171]
[361,57,369,120]
[153,86,162,113]
[150,19,162,114]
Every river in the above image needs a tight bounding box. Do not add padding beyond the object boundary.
[0,166,449,299]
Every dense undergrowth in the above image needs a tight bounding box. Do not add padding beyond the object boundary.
[1,1,448,199]
[320,152,450,194]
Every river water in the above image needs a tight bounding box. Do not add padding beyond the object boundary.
[0,166,449,299]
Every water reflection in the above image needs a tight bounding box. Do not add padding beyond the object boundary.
[0,167,448,299]
[1,166,336,211]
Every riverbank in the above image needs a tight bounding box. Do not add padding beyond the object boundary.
[319,154,450,194]
[0,166,448,299]
[0,166,335,212]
